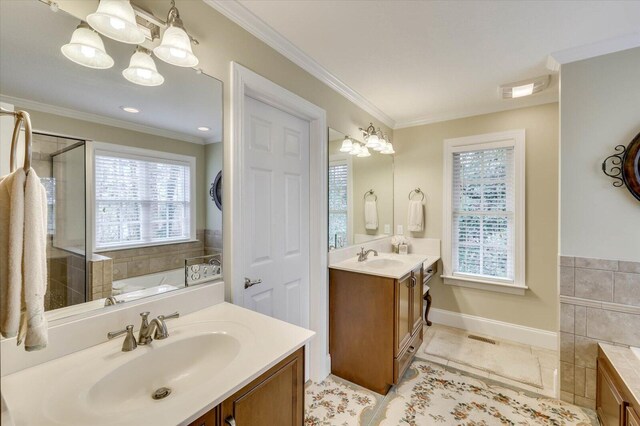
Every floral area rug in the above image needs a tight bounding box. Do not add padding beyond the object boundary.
[377,360,595,426]
[305,375,378,426]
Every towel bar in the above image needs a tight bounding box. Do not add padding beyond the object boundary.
[408,188,424,201]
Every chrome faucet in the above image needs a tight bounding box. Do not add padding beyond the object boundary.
[138,311,180,345]
[357,247,378,262]
[104,296,122,307]
[107,324,137,352]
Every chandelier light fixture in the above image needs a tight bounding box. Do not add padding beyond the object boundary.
[339,136,353,153]
[61,22,114,69]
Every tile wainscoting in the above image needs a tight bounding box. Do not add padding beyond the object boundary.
[559,255,640,409]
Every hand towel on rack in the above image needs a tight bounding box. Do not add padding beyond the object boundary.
[18,169,48,350]
[0,169,26,339]
[364,199,378,230]
[407,199,424,232]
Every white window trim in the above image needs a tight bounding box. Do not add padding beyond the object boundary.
[89,141,197,253]
[441,129,526,295]
[329,153,353,247]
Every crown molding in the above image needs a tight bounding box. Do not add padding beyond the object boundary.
[547,31,640,70]
[394,93,558,129]
[203,0,396,129]
[1,95,205,144]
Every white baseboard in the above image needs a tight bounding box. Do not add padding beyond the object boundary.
[429,308,558,351]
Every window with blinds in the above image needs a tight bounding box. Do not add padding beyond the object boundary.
[328,161,349,249]
[452,147,515,281]
[94,149,193,250]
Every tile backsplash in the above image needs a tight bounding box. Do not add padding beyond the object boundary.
[559,255,640,409]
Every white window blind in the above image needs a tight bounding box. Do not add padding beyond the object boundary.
[452,147,515,281]
[328,161,348,249]
[94,150,192,250]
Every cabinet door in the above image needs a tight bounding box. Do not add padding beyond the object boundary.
[628,407,640,426]
[188,407,219,426]
[395,273,412,356]
[221,349,303,426]
[410,266,424,334]
[597,360,626,426]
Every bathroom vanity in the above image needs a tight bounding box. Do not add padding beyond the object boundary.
[597,343,640,426]
[1,283,314,426]
[329,253,436,394]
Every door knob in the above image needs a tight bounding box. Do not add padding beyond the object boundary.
[244,277,262,289]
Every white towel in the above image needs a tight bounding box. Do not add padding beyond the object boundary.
[407,199,424,232]
[364,199,378,230]
[19,169,48,351]
[0,169,26,339]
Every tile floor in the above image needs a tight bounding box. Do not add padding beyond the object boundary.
[305,324,597,425]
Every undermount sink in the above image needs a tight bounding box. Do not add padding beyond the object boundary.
[365,258,405,269]
[88,333,240,410]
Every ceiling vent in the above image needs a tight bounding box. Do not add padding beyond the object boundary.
[500,75,550,99]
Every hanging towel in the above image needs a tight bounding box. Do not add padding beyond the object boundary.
[0,169,26,339]
[407,199,424,232]
[19,169,48,351]
[364,199,378,230]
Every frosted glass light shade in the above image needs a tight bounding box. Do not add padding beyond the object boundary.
[381,143,395,154]
[61,26,114,69]
[365,133,380,148]
[339,137,353,153]
[357,147,371,157]
[349,142,362,156]
[154,26,198,67]
[122,49,164,86]
[87,0,145,44]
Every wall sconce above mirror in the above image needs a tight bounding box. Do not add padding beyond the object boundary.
[328,128,394,251]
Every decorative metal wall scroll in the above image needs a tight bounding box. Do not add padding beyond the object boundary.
[602,132,640,202]
[209,170,222,210]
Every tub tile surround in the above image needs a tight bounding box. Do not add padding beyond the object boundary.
[559,255,640,409]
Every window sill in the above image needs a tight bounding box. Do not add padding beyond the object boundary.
[441,275,528,295]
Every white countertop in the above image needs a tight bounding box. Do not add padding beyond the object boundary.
[329,252,439,279]
[599,343,640,406]
[1,303,315,426]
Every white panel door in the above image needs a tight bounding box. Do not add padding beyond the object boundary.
[242,96,310,329]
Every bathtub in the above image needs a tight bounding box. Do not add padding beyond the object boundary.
[112,269,187,296]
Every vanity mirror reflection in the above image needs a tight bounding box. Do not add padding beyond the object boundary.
[328,128,393,250]
[0,0,223,320]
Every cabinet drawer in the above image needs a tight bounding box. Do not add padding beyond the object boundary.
[394,329,422,383]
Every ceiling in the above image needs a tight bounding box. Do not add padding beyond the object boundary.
[0,0,222,143]
[233,0,640,127]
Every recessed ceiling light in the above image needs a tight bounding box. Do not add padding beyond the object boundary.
[197,126,210,132]
[500,75,550,99]
[120,106,139,113]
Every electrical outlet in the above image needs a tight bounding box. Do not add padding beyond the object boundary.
[397,225,403,235]
[384,224,391,234]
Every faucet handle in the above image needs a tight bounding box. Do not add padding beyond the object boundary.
[140,311,150,321]
[158,311,179,321]
[107,324,137,352]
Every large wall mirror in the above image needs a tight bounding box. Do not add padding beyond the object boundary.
[328,128,393,250]
[0,1,223,320]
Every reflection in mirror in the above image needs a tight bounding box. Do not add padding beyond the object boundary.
[328,128,393,250]
[0,1,223,320]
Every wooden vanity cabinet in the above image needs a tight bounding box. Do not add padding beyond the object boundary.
[187,347,304,426]
[330,265,424,395]
[597,346,640,426]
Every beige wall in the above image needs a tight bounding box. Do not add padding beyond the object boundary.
[18,108,208,230]
[394,103,559,331]
[560,47,640,261]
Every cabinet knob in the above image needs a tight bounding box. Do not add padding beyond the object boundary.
[225,416,237,426]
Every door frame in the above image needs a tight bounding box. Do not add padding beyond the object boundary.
[229,62,329,382]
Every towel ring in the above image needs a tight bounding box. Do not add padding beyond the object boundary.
[408,188,425,201]
[364,189,377,201]
[1,108,32,172]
